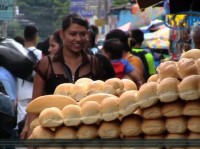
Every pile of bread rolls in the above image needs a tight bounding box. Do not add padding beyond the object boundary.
[26,49,200,149]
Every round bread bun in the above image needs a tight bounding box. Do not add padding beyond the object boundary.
[188,132,200,139]
[177,58,198,79]
[161,100,184,117]
[165,133,187,139]
[156,61,179,80]
[144,134,165,139]
[62,105,81,126]
[141,119,166,135]
[81,101,102,124]
[30,116,39,129]
[118,90,139,117]
[101,96,119,121]
[54,83,74,96]
[75,78,93,85]
[104,78,124,96]
[98,120,121,139]
[195,58,200,74]
[31,126,54,139]
[121,79,137,91]
[55,125,77,139]
[183,100,200,116]
[39,107,63,128]
[147,74,159,83]
[70,83,88,102]
[137,82,159,109]
[158,77,180,103]
[26,95,77,114]
[78,93,115,106]
[165,116,187,134]
[178,75,200,101]
[77,124,99,139]
[120,114,142,137]
[87,80,105,95]
[188,116,200,133]
[181,49,200,60]
[141,102,163,119]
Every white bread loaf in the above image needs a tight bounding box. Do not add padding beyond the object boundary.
[178,75,200,100]
[147,74,159,83]
[70,83,88,102]
[104,78,124,96]
[62,105,81,126]
[101,96,119,121]
[121,79,138,91]
[161,100,184,117]
[75,78,93,85]
[158,77,180,102]
[98,120,121,139]
[188,116,200,133]
[141,119,166,135]
[156,61,179,80]
[55,125,77,139]
[30,116,39,129]
[183,100,200,116]
[165,116,187,133]
[81,101,102,124]
[177,58,198,79]
[77,124,99,139]
[118,90,139,117]
[137,82,159,108]
[181,49,200,60]
[26,95,77,114]
[31,126,54,139]
[39,107,63,128]
[120,114,142,137]
[141,102,163,119]
[54,83,74,96]
[87,80,105,95]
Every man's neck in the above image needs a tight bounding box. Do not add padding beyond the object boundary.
[25,41,35,48]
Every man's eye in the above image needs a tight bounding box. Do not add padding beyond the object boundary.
[80,32,86,36]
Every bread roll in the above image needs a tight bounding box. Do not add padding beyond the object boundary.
[81,101,102,124]
[147,74,159,83]
[177,58,198,79]
[70,83,88,102]
[195,58,200,74]
[79,93,115,106]
[54,83,74,96]
[30,116,39,129]
[55,125,77,139]
[188,132,200,139]
[75,78,93,85]
[137,82,159,108]
[161,100,184,117]
[178,75,200,101]
[181,49,200,60]
[101,96,119,121]
[104,78,124,96]
[87,80,105,95]
[165,133,187,139]
[26,95,77,114]
[165,116,187,133]
[118,90,139,117]
[142,119,165,135]
[141,102,163,119]
[98,120,120,139]
[156,61,179,80]
[183,100,200,116]
[120,114,142,137]
[62,105,81,126]
[77,124,99,139]
[158,77,180,102]
[31,126,54,139]
[39,107,63,127]
[165,134,187,149]
[121,79,137,91]
[144,134,164,139]
[188,116,200,133]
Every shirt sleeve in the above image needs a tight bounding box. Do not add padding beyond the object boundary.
[122,59,134,74]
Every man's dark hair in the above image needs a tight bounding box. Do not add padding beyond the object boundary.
[103,38,123,60]
[24,25,38,41]
[14,36,25,46]
[131,29,144,44]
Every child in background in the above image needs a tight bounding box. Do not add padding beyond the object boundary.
[102,38,143,88]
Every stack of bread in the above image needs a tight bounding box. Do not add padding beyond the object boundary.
[26,49,200,149]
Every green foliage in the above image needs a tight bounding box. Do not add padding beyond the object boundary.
[7,20,23,38]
